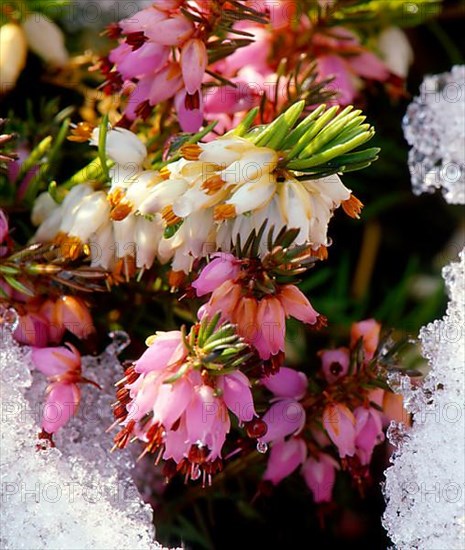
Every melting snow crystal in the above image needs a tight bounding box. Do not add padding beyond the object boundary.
[384,66,465,549]
[383,249,465,549]
[403,65,465,204]
[0,329,164,550]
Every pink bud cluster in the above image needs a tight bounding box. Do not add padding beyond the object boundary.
[103,1,208,131]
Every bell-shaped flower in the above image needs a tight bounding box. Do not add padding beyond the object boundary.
[31,344,88,434]
[323,403,356,458]
[301,453,339,503]
[263,438,307,485]
[260,398,306,443]
[319,347,350,384]
[181,38,207,95]
[23,13,68,66]
[90,127,147,167]
[354,406,384,465]
[192,253,241,296]
[262,367,308,400]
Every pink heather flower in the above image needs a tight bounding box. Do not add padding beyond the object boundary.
[301,453,340,503]
[14,311,50,347]
[260,398,306,443]
[181,38,208,95]
[263,437,307,485]
[113,328,256,483]
[31,343,86,434]
[201,276,319,360]
[354,406,384,465]
[192,253,241,297]
[54,296,94,340]
[322,403,356,458]
[313,28,389,105]
[261,367,308,400]
[175,89,204,133]
[350,318,381,360]
[104,3,212,129]
[319,347,350,384]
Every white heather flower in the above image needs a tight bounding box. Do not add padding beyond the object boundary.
[32,192,60,226]
[23,14,69,66]
[68,191,111,242]
[90,127,147,167]
[378,27,413,78]
[0,24,27,94]
[216,173,352,253]
[134,215,163,269]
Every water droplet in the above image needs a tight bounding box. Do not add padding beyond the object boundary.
[0,306,19,333]
[256,441,268,454]
[107,330,130,355]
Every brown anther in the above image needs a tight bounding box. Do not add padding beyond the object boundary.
[161,205,182,227]
[213,204,236,221]
[313,245,328,261]
[135,100,152,120]
[201,175,225,195]
[342,194,364,219]
[125,31,148,50]
[113,403,128,421]
[185,90,200,110]
[313,314,328,331]
[180,143,202,161]
[159,166,171,180]
[110,201,133,221]
[68,122,95,143]
[103,23,121,40]
[168,269,186,290]
[56,236,83,261]
[144,423,165,454]
[113,420,135,449]
[188,445,208,464]
[116,387,130,405]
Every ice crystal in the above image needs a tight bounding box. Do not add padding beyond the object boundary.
[0,327,165,550]
[383,249,465,549]
[403,65,465,204]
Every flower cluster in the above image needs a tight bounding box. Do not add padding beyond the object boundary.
[193,251,320,361]
[102,1,206,130]
[260,319,406,502]
[111,315,261,485]
[33,120,362,274]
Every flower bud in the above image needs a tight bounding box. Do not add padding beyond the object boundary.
[23,14,69,66]
[0,23,27,94]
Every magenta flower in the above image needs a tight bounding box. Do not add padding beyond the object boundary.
[261,366,308,400]
[103,2,212,130]
[113,321,257,484]
[319,347,350,384]
[260,398,306,443]
[313,28,389,105]
[263,437,307,485]
[14,312,50,347]
[31,343,88,434]
[192,253,241,297]
[354,406,385,465]
[322,403,356,458]
[301,453,340,503]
